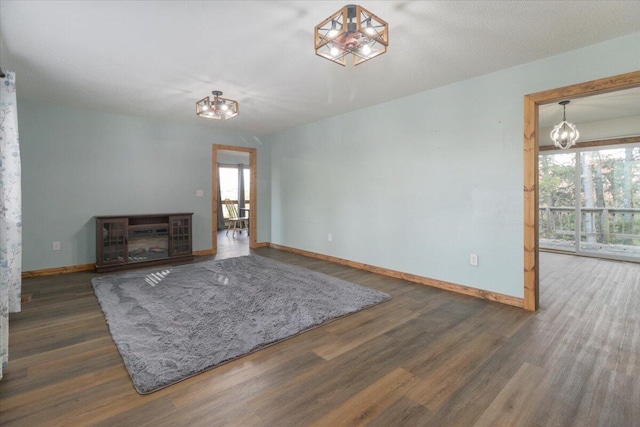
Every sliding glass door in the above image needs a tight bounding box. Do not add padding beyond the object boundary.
[578,146,640,259]
[540,144,640,262]
[219,165,251,219]
[539,151,578,253]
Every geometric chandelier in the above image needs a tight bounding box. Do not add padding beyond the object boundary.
[196,90,239,120]
[549,100,579,150]
[314,4,389,66]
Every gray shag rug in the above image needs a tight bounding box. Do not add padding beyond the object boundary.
[92,254,390,394]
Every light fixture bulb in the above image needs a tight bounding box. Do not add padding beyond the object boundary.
[365,20,375,35]
[330,46,340,57]
[221,104,229,111]
[362,44,372,55]
[327,19,340,38]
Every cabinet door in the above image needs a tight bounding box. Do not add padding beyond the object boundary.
[97,218,128,265]
[169,215,192,256]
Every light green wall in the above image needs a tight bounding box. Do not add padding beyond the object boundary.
[18,32,639,290]
[19,101,270,271]
[267,33,640,298]
[218,151,251,166]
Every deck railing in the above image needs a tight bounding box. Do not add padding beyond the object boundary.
[539,206,640,245]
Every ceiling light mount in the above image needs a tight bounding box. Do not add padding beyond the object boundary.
[196,90,239,120]
[550,100,579,149]
[314,4,388,66]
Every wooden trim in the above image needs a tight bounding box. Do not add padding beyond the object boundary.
[213,145,258,251]
[254,242,270,248]
[523,70,640,312]
[269,243,524,308]
[524,95,539,311]
[212,146,219,255]
[527,71,640,104]
[539,135,640,152]
[249,149,257,248]
[193,249,216,256]
[22,263,95,278]
[213,144,256,154]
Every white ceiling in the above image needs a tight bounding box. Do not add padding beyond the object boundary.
[2,1,640,136]
[539,87,640,128]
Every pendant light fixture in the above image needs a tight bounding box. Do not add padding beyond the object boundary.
[314,4,388,66]
[196,90,239,120]
[550,100,579,149]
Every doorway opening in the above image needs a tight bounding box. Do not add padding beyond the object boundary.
[523,70,640,311]
[212,145,257,255]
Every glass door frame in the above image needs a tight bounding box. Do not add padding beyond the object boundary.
[573,143,639,263]
[538,150,578,255]
[539,142,640,263]
[218,163,251,221]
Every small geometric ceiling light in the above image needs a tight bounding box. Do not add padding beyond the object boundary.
[550,100,579,150]
[196,90,239,120]
[314,4,388,66]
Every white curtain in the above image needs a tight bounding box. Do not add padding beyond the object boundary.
[0,70,22,379]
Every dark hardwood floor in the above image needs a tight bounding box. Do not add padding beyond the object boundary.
[1,250,639,426]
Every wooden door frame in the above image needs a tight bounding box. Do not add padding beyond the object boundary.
[212,144,258,253]
[523,70,640,311]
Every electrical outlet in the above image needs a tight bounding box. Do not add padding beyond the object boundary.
[470,253,478,266]
[328,233,333,242]
[195,189,204,197]
[53,241,61,251]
